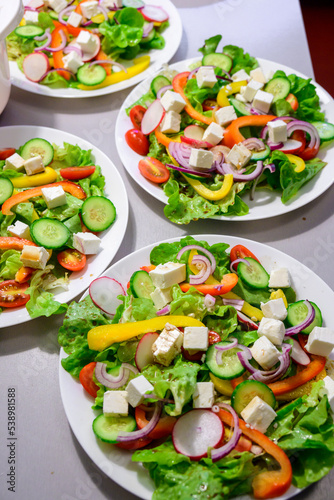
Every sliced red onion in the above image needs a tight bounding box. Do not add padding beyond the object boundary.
[59,5,75,25]
[95,362,130,389]
[250,107,267,116]
[122,363,139,376]
[83,20,93,26]
[285,301,315,336]
[142,22,154,38]
[25,6,38,12]
[168,141,191,168]
[286,120,320,150]
[156,305,171,316]
[166,163,213,178]
[89,59,127,72]
[289,338,310,365]
[222,298,244,311]
[37,68,76,82]
[97,4,109,19]
[204,294,216,309]
[217,161,263,182]
[177,245,216,274]
[34,28,50,42]
[39,29,67,52]
[237,348,257,374]
[216,74,233,82]
[242,138,265,151]
[156,84,173,99]
[250,163,276,201]
[63,45,83,57]
[189,254,212,285]
[230,257,250,273]
[117,402,162,442]
[249,352,290,383]
[215,337,238,365]
[210,403,242,462]
[34,32,52,52]
[267,139,284,151]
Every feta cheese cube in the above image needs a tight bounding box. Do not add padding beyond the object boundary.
[196,67,217,88]
[305,327,334,357]
[41,186,67,209]
[24,155,45,176]
[243,80,264,102]
[250,336,280,370]
[269,268,291,288]
[62,51,84,74]
[159,111,181,134]
[80,0,99,19]
[235,93,247,103]
[8,221,31,241]
[189,148,213,171]
[4,153,25,172]
[150,286,172,310]
[20,245,49,270]
[76,30,98,54]
[101,0,122,8]
[24,11,39,25]
[268,119,287,144]
[226,143,252,169]
[193,382,215,408]
[241,396,277,433]
[67,11,83,28]
[160,90,186,113]
[126,375,154,408]
[231,69,249,82]
[29,0,44,8]
[240,86,246,96]
[250,67,267,84]
[202,122,224,146]
[73,232,101,255]
[215,105,237,127]
[149,262,186,290]
[252,90,274,113]
[152,323,183,366]
[257,317,286,346]
[49,0,67,13]
[322,376,334,412]
[183,326,209,351]
[261,298,287,321]
[103,390,128,416]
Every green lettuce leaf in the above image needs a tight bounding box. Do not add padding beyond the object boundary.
[147,132,170,164]
[53,142,94,167]
[0,250,22,279]
[199,35,222,57]
[42,193,83,221]
[25,266,68,319]
[118,293,157,324]
[223,45,258,75]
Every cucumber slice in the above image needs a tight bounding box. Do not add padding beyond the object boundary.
[15,25,45,39]
[286,300,322,334]
[251,144,270,161]
[92,414,136,443]
[205,342,246,380]
[264,77,291,103]
[0,178,14,205]
[311,121,334,141]
[30,218,70,249]
[49,11,59,21]
[20,138,54,166]
[140,26,156,44]
[129,270,155,299]
[81,196,116,232]
[77,64,107,86]
[150,75,171,97]
[238,257,269,289]
[231,380,276,416]
[229,97,251,117]
[202,53,232,73]
[183,172,209,181]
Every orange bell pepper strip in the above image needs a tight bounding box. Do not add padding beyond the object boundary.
[179,273,238,296]
[140,264,156,273]
[15,266,34,283]
[218,408,292,499]
[0,237,36,250]
[223,115,277,149]
[2,181,86,215]
[95,49,112,75]
[172,72,214,125]
[51,25,70,80]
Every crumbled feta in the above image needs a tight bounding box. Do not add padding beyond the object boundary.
[80,0,99,19]
[241,396,277,433]
[160,90,186,113]
[126,375,154,408]
[8,221,31,241]
[73,232,101,255]
[193,382,215,408]
[267,120,287,144]
[202,122,224,146]
[48,0,67,14]
[76,30,98,54]
[103,390,128,416]
[269,268,291,288]
[196,67,217,88]
[101,0,122,8]
[4,153,25,172]
[215,105,237,127]
[20,245,49,270]
[231,69,249,82]
[41,186,67,209]
[257,317,286,346]
[305,327,334,357]
[24,11,39,25]
[62,51,84,74]
[261,298,287,321]
[24,155,45,176]
[235,93,247,103]
[189,148,213,171]
[252,90,274,113]
[250,336,280,370]
[67,11,83,28]
[150,286,172,310]
[149,262,186,290]
[226,143,252,169]
[250,67,267,84]
[183,326,209,352]
[152,323,183,366]
[243,80,264,102]
[160,110,181,134]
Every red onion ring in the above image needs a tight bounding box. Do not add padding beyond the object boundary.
[34,32,52,52]
[177,245,216,274]
[58,5,76,25]
[34,28,50,42]
[267,139,284,151]
[286,120,320,150]
[285,300,315,336]
[217,161,263,182]
[215,338,238,365]
[39,29,67,52]
[222,298,244,310]
[204,294,216,309]
[189,254,212,285]
[250,107,268,116]
[83,20,93,26]
[156,84,173,99]
[168,142,191,168]
[242,138,265,151]
[249,350,291,383]
[237,346,257,374]
[230,258,250,273]
[211,403,241,461]
[156,305,171,316]
[166,163,213,178]
[63,45,83,57]
[116,402,162,442]
[95,362,130,389]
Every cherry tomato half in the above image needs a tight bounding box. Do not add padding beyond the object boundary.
[230,244,260,263]
[138,157,170,184]
[57,248,87,272]
[129,105,146,130]
[0,148,16,160]
[291,130,306,155]
[209,330,221,344]
[286,93,299,111]
[79,362,99,398]
[125,129,150,156]
[202,99,218,111]
[60,166,96,180]
[0,280,30,308]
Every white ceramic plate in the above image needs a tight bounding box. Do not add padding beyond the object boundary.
[9,0,182,99]
[59,234,334,500]
[0,125,128,328]
[115,57,334,221]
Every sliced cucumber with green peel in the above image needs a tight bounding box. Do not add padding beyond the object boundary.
[251,144,270,161]
[202,53,232,73]
[229,97,251,117]
[0,178,14,205]
[20,138,54,166]
[49,11,59,21]
[264,77,291,103]
[205,342,246,380]
[141,25,156,44]
[183,172,209,181]
[81,196,116,232]
[130,270,155,299]
[30,218,70,249]
[92,414,136,443]
[15,25,45,39]
[231,380,276,415]
[77,64,107,86]
[238,257,269,289]
[311,121,334,141]
[150,75,171,97]
[286,300,322,334]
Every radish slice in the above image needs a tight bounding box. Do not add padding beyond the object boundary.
[89,276,126,316]
[278,139,303,154]
[68,34,101,62]
[290,338,311,366]
[141,99,165,135]
[135,332,159,371]
[180,135,213,149]
[23,53,50,83]
[184,125,205,141]
[141,5,169,23]
[237,311,258,330]
[172,410,224,460]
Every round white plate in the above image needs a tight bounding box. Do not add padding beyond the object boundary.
[9,0,182,99]
[0,125,128,328]
[59,234,334,500]
[115,57,334,221]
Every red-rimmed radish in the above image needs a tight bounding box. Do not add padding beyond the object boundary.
[278,139,303,154]
[68,34,100,62]
[180,135,213,149]
[141,99,165,135]
[135,332,159,371]
[141,5,169,23]
[23,53,50,83]
[184,125,205,141]
[89,276,126,316]
[172,410,224,460]
[290,338,311,366]
[237,311,258,330]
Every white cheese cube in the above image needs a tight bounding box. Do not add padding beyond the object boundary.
[152,323,183,366]
[240,86,246,96]
[202,122,224,146]
[160,90,186,113]
[24,11,39,25]
[24,155,45,176]
[103,390,128,416]
[257,317,286,346]
[250,67,267,84]
[235,93,247,103]
[49,0,67,13]
[226,143,252,169]
[269,268,290,288]
[126,375,154,408]
[4,153,25,172]
[250,336,280,370]
[29,0,44,8]
[215,105,237,127]
[305,327,334,357]
[101,0,122,8]
[159,111,181,134]
[243,80,264,102]
[183,326,209,351]
[62,51,84,74]
[80,0,99,19]
[41,186,67,209]
[149,262,186,289]
[150,286,172,310]
[76,30,98,54]
[196,67,217,89]
[8,221,31,241]
[261,298,287,321]
[67,11,83,28]
[241,396,277,433]
[252,90,274,113]
[193,382,215,408]
[189,148,213,171]
[322,376,334,412]
[73,232,101,255]
[231,69,249,82]
[20,245,49,270]
[268,120,287,144]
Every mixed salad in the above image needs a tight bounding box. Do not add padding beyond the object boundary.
[124,35,334,224]
[0,139,115,318]
[59,236,334,499]
[7,0,170,90]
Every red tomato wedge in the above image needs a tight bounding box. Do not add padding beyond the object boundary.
[230,244,260,263]
[57,248,87,272]
[129,105,147,130]
[125,129,150,156]
[0,148,16,160]
[0,280,30,308]
[79,362,99,398]
[60,166,96,180]
[138,157,170,184]
[209,330,221,344]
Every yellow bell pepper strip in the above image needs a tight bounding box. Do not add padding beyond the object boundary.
[217,408,292,499]
[10,167,57,189]
[181,172,233,201]
[179,272,238,296]
[270,289,288,308]
[88,315,205,352]
[2,181,86,216]
[77,56,151,90]
[0,237,36,251]
[223,115,276,149]
[285,153,305,173]
[210,373,234,396]
[222,291,263,321]
[217,80,248,107]
[172,72,214,125]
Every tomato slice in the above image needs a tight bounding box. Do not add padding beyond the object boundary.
[57,248,87,272]
[135,406,176,439]
[209,330,221,344]
[0,148,16,160]
[79,362,99,398]
[0,280,30,308]
[125,129,150,156]
[202,99,218,111]
[230,244,260,263]
[60,166,96,180]
[291,130,306,154]
[138,157,170,184]
[286,93,298,111]
[129,105,147,130]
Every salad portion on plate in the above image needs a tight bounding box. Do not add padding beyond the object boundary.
[117,35,334,224]
[59,235,334,500]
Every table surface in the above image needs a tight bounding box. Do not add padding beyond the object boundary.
[1,1,333,499]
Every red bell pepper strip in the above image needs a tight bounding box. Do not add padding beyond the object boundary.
[172,72,214,125]
[223,115,277,149]
[0,237,36,250]
[179,273,238,296]
[51,24,70,80]
[135,407,176,439]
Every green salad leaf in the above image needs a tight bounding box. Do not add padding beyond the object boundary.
[0,250,22,279]
[199,35,222,57]
[223,44,258,75]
